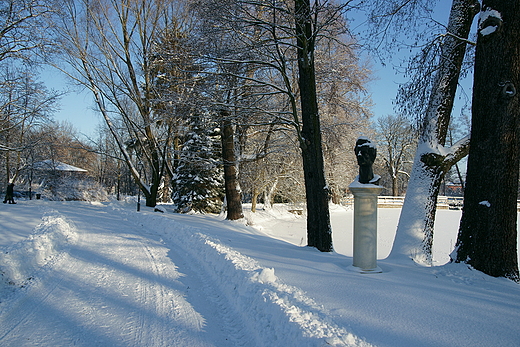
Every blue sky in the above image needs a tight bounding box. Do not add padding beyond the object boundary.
[48,1,468,139]
[363,1,471,123]
[42,68,100,139]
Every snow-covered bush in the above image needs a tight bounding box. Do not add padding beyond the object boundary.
[41,177,109,202]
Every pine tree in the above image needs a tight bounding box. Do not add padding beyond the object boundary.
[172,115,224,214]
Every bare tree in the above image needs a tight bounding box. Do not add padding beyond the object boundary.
[294,0,332,250]
[54,0,190,207]
[0,66,59,186]
[317,42,372,203]
[385,0,479,264]
[194,0,367,250]
[0,0,60,187]
[0,0,54,63]
[375,114,417,196]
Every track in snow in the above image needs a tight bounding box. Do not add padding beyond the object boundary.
[0,202,369,347]
[0,203,230,346]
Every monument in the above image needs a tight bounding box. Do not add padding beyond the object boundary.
[349,137,383,273]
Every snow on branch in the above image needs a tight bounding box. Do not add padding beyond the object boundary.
[443,135,470,167]
[443,31,476,46]
[419,135,470,171]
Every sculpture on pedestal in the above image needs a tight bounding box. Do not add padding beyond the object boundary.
[350,136,382,273]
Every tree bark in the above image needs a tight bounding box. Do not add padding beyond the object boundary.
[453,0,520,281]
[392,174,399,197]
[390,0,478,264]
[295,0,332,252]
[220,112,244,220]
[251,186,261,213]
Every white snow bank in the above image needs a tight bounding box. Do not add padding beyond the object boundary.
[1,201,519,346]
[0,210,78,289]
[111,203,372,347]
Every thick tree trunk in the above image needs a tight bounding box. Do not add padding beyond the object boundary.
[221,113,244,220]
[295,0,332,252]
[390,0,478,264]
[141,122,160,208]
[453,0,520,281]
[391,148,448,264]
[146,177,159,207]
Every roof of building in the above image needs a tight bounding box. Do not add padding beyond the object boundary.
[32,160,87,172]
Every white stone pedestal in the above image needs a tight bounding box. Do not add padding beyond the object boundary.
[349,182,383,273]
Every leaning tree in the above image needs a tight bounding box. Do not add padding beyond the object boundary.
[383,0,480,264]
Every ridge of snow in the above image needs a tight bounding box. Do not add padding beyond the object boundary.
[112,205,372,346]
[0,209,78,289]
[33,160,87,172]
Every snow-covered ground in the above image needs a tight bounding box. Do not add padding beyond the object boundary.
[0,200,519,346]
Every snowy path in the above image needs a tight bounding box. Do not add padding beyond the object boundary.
[0,202,365,347]
[0,203,222,346]
[2,201,519,347]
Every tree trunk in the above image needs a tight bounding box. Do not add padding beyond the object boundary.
[146,125,161,208]
[87,74,153,205]
[295,0,332,252]
[453,0,520,281]
[330,184,341,205]
[221,113,244,220]
[263,177,277,210]
[390,0,478,264]
[392,173,399,197]
[146,177,159,207]
[251,187,259,213]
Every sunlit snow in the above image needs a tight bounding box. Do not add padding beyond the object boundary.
[1,200,519,346]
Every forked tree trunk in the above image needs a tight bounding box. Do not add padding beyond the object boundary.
[263,177,278,210]
[390,0,478,264]
[453,0,520,281]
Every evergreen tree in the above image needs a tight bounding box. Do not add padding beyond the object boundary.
[172,115,224,214]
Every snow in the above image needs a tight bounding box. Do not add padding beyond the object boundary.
[1,200,519,346]
[480,25,497,36]
[356,137,376,149]
[349,176,382,188]
[479,8,502,36]
[479,201,491,208]
[32,160,88,172]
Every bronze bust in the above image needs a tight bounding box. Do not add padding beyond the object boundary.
[355,137,377,184]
